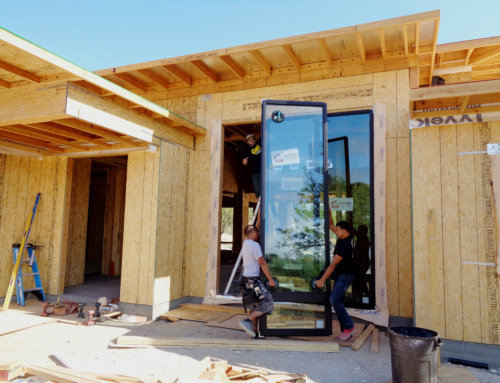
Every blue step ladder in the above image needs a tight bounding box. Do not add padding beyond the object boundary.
[12,244,46,306]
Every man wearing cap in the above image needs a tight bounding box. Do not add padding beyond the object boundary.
[242,134,262,200]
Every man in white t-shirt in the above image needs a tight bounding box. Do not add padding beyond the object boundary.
[238,224,276,338]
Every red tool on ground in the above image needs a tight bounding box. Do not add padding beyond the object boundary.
[86,310,95,326]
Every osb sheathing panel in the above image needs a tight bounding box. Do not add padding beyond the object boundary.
[65,159,91,287]
[120,150,159,305]
[412,122,500,345]
[0,155,68,297]
[67,85,194,149]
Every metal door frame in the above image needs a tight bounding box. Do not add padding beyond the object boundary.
[260,100,331,337]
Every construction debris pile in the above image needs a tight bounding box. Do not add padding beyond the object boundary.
[0,357,307,383]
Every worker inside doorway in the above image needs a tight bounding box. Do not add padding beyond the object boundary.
[242,133,262,228]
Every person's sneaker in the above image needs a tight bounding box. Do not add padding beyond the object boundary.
[238,318,256,337]
[253,331,266,340]
[335,327,356,341]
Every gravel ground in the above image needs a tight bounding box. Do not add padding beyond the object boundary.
[1,319,499,383]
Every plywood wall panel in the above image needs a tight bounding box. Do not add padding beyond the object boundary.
[412,126,446,334]
[440,125,463,341]
[65,159,91,287]
[396,69,410,138]
[121,151,145,304]
[457,124,482,342]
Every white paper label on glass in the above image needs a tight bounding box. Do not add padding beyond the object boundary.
[329,197,354,211]
[271,148,300,166]
[281,178,304,191]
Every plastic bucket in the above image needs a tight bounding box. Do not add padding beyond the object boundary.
[388,326,443,383]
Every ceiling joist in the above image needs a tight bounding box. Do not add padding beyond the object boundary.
[162,65,192,86]
[248,50,272,76]
[0,130,65,152]
[0,59,40,83]
[468,46,500,66]
[137,69,171,89]
[379,30,387,59]
[281,45,301,70]
[218,55,245,79]
[112,72,149,92]
[190,60,218,82]
[317,39,332,67]
[355,33,366,63]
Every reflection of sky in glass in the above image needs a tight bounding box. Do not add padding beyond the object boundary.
[328,114,370,184]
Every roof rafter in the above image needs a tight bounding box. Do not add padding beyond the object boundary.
[218,55,245,78]
[317,39,332,67]
[137,69,171,89]
[248,50,272,76]
[415,22,420,55]
[190,60,218,82]
[0,78,11,89]
[428,18,440,82]
[0,59,40,83]
[281,45,301,70]
[468,46,500,66]
[355,33,366,63]
[0,130,65,152]
[112,72,149,92]
[0,125,87,151]
[0,138,45,155]
[162,64,192,86]
[403,25,409,57]
[465,48,475,65]
[379,30,387,59]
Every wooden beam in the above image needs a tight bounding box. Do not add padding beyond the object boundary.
[248,50,272,76]
[468,46,500,66]
[352,324,376,351]
[410,79,500,100]
[218,55,245,78]
[0,139,45,155]
[414,104,500,119]
[355,33,366,63]
[371,329,379,353]
[112,73,149,92]
[55,119,139,147]
[162,65,192,86]
[0,78,11,89]
[28,122,113,149]
[137,69,171,89]
[190,60,217,82]
[403,25,408,57]
[379,29,387,59]
[5,124,89,151]
[71,80,113,97]
[465,48,474,65]
[317,39,332,67]
[436,36,500,53]
[428,18,440,81]
[0,59,40,83]
[0,130,65,152]
[415,22,420,56]
[460,95,470,114]
[437,52,444,68]
[52,141,154,157]
[281,45,301,70]
[410,67,419,88]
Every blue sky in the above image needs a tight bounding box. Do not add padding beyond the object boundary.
[0,0,498,71]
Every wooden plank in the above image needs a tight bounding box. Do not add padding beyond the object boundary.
[57,158,73,294]
[281,45,301,70]
[181,303,246,314]
[101,170,115,275]
[414,104,500,119]
[410,79,500,101]
[34,122,113,149]
[438,366,480,383]
[440,125,463,341]
[465,49,474,66]
[355,33,366,63]
[116,336,340,352]
[0,311,56,336]
[0,139,46,155]
[469,46,500,66]
[5,125,88,151]
[428,18,440,81]
[112,73,149,92]
[373,71,397,137]
[0,78,11,89]
[161,306,236,323]
[111,170,125,275]
[0,59,40,83]
[351,324,376,351]
[371,328,379,353]
[0,130,65,152]
[317,39,332,67]
[379,29,387,59]
[457,123,481,342]
[24,365,98,383]
[0,359,30,381]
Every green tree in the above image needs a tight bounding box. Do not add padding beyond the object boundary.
[221,208,233,235]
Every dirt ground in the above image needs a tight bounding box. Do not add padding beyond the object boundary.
[1,311,500,383]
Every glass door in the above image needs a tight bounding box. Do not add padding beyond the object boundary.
[260,100,330,337]
[328,111,375,309]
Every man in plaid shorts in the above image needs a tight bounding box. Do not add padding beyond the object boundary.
[238,224,275,338]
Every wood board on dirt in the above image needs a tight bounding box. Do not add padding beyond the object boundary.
[116,336,340,352]
[160,306,236,323]
[205,315,365,347]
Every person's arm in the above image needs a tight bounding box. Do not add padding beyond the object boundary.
[314,254,343,289]
[329,205,337,234]
[243,157,249,166]
[258,257,275,287]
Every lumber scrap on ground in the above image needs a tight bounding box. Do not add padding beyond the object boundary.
[351,324,376,351]
[0,359,31,381]
[116,336,340,353]
[159,306,236,323]
[23,364,142,383]
[371,328,379,353]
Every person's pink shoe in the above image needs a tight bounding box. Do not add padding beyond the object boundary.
[335,327,356,341]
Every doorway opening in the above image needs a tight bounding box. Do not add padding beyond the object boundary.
[218,123,260,295]
[63,156,127,302]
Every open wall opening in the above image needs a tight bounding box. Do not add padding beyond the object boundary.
[219,123,260,294]
[63,156,127,301]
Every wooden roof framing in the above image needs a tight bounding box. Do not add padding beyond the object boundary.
[0,26,205,158]
[94,11,441,95]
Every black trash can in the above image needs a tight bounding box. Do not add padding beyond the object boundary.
[388,326,443,383]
